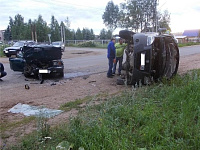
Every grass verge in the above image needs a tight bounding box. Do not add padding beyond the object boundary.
[178,42,200,47]
[5,70,200,150]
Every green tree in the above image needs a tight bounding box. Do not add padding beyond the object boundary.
[4,26,12,41]
[119,0,159,32]
[24,19,32,40]
[99,28,112,40]
[50,15,61,42]
[65,16,70,29]
[102,1,119,33]
[106,30,112,39]
[99,28,107,40]
[90,29,95,40]
[9,14,26,40]
[65,29,75,40]
[158,10,171,31]
[35,15,49,42]
[76,28,83,40]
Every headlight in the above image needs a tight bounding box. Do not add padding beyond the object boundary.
[3,49,8,53]
[53,60,63,66]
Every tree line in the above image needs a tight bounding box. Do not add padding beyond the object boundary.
[102,0,171,33]
[3,14,105,42]
[4,0,171,42]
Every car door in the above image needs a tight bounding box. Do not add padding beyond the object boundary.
[9,58,25,72]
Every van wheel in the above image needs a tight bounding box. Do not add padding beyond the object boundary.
[163,43,179,79]
[119,30,135,40]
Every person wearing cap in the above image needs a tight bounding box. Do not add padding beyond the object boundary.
[107,37,116,78]
[112,38,127,75]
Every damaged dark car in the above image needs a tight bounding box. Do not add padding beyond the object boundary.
[119,29,179,85]
[9,45,64,80]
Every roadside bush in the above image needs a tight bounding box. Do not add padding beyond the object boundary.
[77,41,96,47]
[0,44,7,57]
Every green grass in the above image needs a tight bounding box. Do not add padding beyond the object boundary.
[0,116,36,133]
[0,44,7,57]
[178,42,200,47]
[6,70,200,150]
[60,96,94,111]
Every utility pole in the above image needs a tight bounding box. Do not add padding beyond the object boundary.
[63,26,65,46]
[48,34,51,44]
[31,23,37,42]
[61,25,63,42]
[155,0,158,32]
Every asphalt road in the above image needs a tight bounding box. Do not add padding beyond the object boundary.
[1,45,200,84]
[63,45,200,78]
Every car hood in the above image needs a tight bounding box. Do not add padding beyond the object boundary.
[52,45,60,47]
[5,46,21,50]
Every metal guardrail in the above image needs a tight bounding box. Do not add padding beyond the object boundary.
[65,40,110,46]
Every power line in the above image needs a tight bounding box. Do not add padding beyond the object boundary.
[31,0,105,11]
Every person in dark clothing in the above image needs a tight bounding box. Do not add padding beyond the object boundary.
[0,63,7,81]
[107,38,116,78]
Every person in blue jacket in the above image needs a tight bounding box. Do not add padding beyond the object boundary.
[107,38,116,78]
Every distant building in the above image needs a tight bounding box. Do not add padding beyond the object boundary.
[174,36,187,44]
[182,29,200,42]
[0,30,5,41]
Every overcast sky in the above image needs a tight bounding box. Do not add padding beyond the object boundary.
[0,0,200,34]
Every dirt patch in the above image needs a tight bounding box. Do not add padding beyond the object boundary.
[62,49,102,59]
[1,51,200,148]
[178,53,200,74]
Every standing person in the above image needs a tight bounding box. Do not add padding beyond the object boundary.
[107,38,116,78]
[113,38,127,75]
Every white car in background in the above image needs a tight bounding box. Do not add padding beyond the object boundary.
[52,41,65,52]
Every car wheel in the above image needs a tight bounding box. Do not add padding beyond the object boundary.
[163,43,179,78]
[59,71,64,78]
[23,65,32,77]
[119,30,135,40]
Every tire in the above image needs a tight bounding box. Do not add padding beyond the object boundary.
[23,64,32,78]
[119,30,135,40]
[59,71,64,78]
[163,43,179,79]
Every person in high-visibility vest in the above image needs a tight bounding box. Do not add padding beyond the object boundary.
[112,38,127,75]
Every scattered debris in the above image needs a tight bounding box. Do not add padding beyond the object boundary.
[30,82,39,84]
[8,103,63,118]
[89,80,96,83]
[51,83,56,86]
[71,51,92,54]
[40,79,44,84]
[91,84,96,87]
[116,78,125,85]
[82,75,90,80]
[25,84,30,89]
